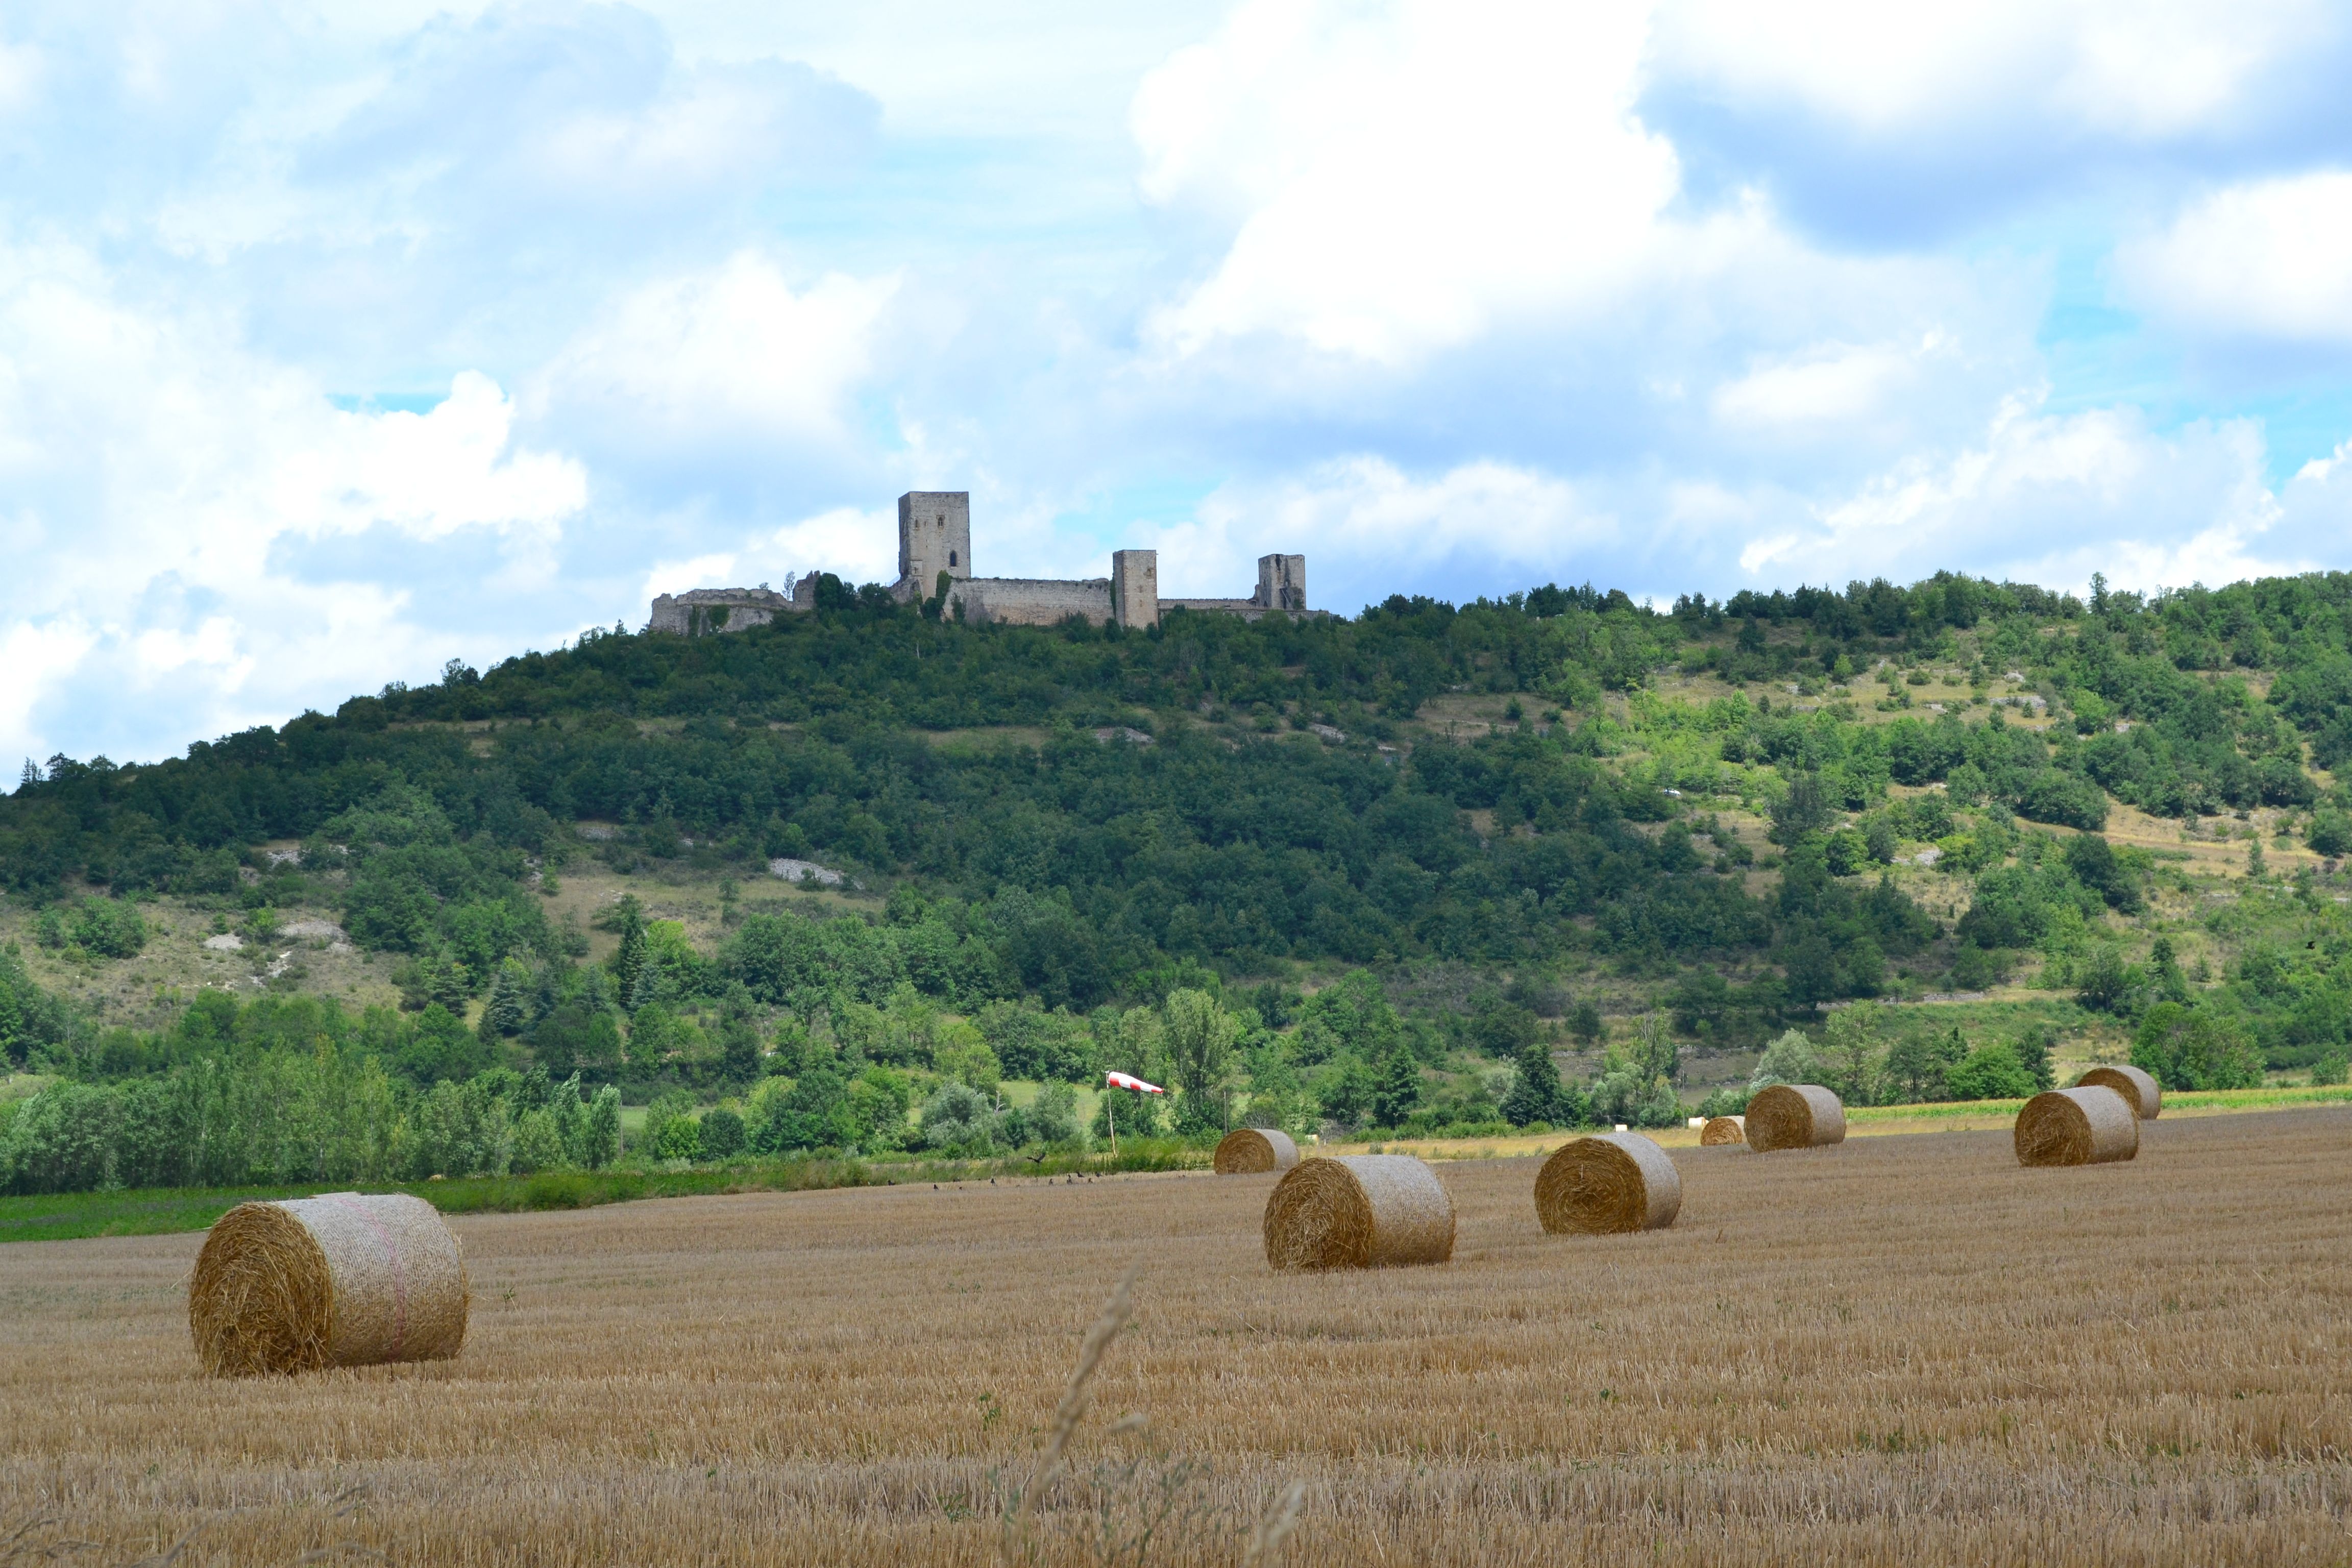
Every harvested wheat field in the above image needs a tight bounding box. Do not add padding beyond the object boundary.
[4,1111,2350,1567]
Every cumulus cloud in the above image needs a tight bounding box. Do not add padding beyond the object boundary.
[2114,170,2352,345]
[1135,0,1679,362]
[1734,395,2297,591]
[1650,0,2329,138]
[1134,457,1614,608]
[1711,333,1953,432]
[0,241,586,765]
[528,253,897,463]
[633,504,900,612]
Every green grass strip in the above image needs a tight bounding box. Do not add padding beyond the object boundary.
[0,1140,1208,1244]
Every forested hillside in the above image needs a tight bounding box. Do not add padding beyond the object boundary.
[7,568,2352,1193]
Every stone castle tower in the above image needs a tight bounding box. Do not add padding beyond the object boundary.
[898,492,971,601]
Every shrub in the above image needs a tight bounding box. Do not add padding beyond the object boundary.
[1748,1027,1818,1091]
[919,1080,997,1152]
[2132,1003,2263,1090]
[2307,811,2352,858]
[1944,1042,2036,1100]
[1024,1082,1083,1148]
[70,898,146,959]
[1949,945,2011,991]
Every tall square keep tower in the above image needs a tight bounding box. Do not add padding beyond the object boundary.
[897,492,971,598]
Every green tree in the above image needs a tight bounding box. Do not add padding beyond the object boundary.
[2011,1026,2056,1092]
[614,919,649,1013]
[582,1085,621,1168]
[1371,1044,1422,1129]
[717,1015,762,1086]
[1499,1037,1565,1127]
[1748,1028,1819,1092]
[1944,1041,2035,1100]
[2132,1003,2263,1090]
[699,1106,746,1158]
[551,1074,588,1163]
[1161,988,1238,1134]
[1820,1003,1885,1106]
[481,959,529,1038]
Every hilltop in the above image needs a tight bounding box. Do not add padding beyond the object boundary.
[4,567,2352,1192]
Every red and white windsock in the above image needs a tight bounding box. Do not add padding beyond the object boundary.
[1104,1071,1165,1094]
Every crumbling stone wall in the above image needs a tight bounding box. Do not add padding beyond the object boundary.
[1255,554,1307,611]
[647,587,796,635]
[952,577,1115,627]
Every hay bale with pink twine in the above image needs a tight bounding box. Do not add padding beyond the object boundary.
[1534,1132,1681,1235]
[189,1192,469,1377]
[1262,1156,1455,1271]
[2076,1064,2161,1119]
[1699,1115,1746,1146]
[1744,1085,1847,1152]
[2015,1086,2140,1167]
[1213,1127,1300,1174]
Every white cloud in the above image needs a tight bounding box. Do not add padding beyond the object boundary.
[1649,0,2329,139]
[0,240,587,763]
[1140,456,1613,604]
[2114,170,2352,344]
[530,253,897,457]
[1712,334,1950,430]
[634,505,901,613]
[0,38,43,114]
[1134,0,1679,363]
[758,506,899,584]
[1736,394,2298,590]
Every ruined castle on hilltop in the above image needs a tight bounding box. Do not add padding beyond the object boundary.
[648,492,1310,635]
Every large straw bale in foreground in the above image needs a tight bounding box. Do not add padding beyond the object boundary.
[2077,1064,2162,1119]
[1534,1132,1682,1235]
[1213,1127,1300,1174]
[189,1192,468,1377]
[2015,1086,2140,1167]
[1744,1085,1847,1152]
[1699,1115,1746,1146]
[1262,1156,1454,1270]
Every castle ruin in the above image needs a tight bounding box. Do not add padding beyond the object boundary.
[647,493,1311,635]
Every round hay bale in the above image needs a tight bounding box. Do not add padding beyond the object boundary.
[2076,1064,2161,1119]
[1744,1084,1847,1152]
[1533,1132,1681,1235]
[1262,1156,1455,1271]
[2015,1086,2140,1167]
[189,1192,469,1377]
[1213,1127,1300,1174]
[1699,1115,1746,1147]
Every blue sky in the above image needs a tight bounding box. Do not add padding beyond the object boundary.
[7,0,2352,767]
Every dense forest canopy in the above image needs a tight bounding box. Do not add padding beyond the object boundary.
[7,566,2352,1193]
